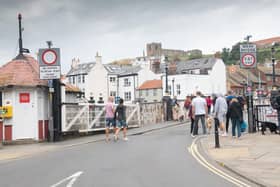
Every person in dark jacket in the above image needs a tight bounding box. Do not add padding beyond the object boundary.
[229,98,243,138]
[114,98,128,141]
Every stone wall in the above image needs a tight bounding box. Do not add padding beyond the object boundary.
[139,102,164,125]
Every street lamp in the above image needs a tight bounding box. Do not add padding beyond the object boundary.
[164,56,169,95]
[172,78,175,97]
[271,43,277,90]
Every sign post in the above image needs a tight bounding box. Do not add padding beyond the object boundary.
[240,43,257,133]
[38,47,61,142]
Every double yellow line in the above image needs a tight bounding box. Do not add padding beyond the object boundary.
[188,138,251,187]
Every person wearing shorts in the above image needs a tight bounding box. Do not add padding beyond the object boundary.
[114,98,128,141]
[105,96,116,142]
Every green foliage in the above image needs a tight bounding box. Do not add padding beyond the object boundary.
[221,42,280,65]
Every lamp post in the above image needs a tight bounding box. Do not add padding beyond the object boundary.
[164,56,169,95]
[272,43,276,89]
[172,78,175,97]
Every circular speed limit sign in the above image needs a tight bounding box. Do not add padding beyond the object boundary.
[241,54,256,67]
[42,49,57,65]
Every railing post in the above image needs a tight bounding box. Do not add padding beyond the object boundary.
[214,118,220,148]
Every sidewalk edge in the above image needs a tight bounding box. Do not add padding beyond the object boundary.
[196,136,269,187]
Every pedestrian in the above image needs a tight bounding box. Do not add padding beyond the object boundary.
[114,98,128,141]
[191,91,208,137]
[105,96,116,142]
[172,99,180,121]
[214,93,228,136]
[225,90,235,133]
[184,95,192,119]
[188,96,195,134]
[206,96,212,114]
[229,98,243,138]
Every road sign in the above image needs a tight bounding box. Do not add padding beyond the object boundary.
[38,48,61,79]
[240,44,257,68]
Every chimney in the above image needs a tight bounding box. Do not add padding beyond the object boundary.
[95,52,102,64]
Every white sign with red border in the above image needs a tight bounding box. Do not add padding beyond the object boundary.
[240,44,257,68]
[38,48,61,79]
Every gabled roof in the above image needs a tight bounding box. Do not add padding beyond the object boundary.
[0,55,48,87]
[176,58,217,73]
[66,62,95,76]
[104,64,142,76]
[158,57,217,74]
[138,80,162,90]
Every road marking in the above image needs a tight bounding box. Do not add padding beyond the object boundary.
[50,171,83,187]
[189,138,251,187]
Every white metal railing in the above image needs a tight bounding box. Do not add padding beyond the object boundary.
[62,103,140,132]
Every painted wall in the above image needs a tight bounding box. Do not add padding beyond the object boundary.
[136,88,163,102]
[1,87,49,141]
[86,58,108,101]
[162,59,227,99]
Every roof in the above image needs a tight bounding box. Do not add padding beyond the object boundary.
[0,55,48,87]
[67,62,95,76]
[226,65,260,84]
[138,80,162,90]
[258,65,280,75]
[159,57,217,74]
[253,36,280,47]
[64,83,81,93]
[176,58,217,73]
[104,64,142,76]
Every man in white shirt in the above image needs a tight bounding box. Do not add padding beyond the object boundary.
[191,91,208,137]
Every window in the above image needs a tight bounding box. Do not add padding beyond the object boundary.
[72,76,75,84]
[146,90,149,96]
[267,76,271,81]
[139,90,142,97]
[110,91,116,97]
[82,75,85,83]
[110,77,116,83]
[124,78,131,87]
[176,84,181,95]
[68,77,71,84]
[124,92,131,101]
[78,75,81,83]
[153,89,157,96]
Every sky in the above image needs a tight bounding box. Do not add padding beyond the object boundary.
[0,0,280,73]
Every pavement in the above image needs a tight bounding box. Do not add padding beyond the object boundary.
[200,130,280,187]
[0,121,183,163]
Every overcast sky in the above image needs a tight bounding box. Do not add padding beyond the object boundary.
[0,0,279,73]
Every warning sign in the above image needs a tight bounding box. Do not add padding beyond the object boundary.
[240,44,257,68]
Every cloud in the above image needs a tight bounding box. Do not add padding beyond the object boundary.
[0,0,280,73]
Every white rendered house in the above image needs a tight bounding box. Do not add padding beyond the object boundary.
[162,58,226,100]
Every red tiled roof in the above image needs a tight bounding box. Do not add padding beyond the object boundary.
[65,83,81,92]
[253,36,280,47]
[0,55,48,87]
[138,80,162,90]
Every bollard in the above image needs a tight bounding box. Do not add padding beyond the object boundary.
[214,118,220,148]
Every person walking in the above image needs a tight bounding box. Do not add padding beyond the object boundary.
[114,98,128,141]
[192,91,208,137]
[206,96,212,114]
[184,96,192,119]
[105,96,116,142]
[188,96,195,134]
[225,91,235,133]
[214,93,228,136]
[229,98,243,138]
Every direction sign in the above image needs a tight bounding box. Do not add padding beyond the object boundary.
[38,48,61,79]
[240,44,257,68]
